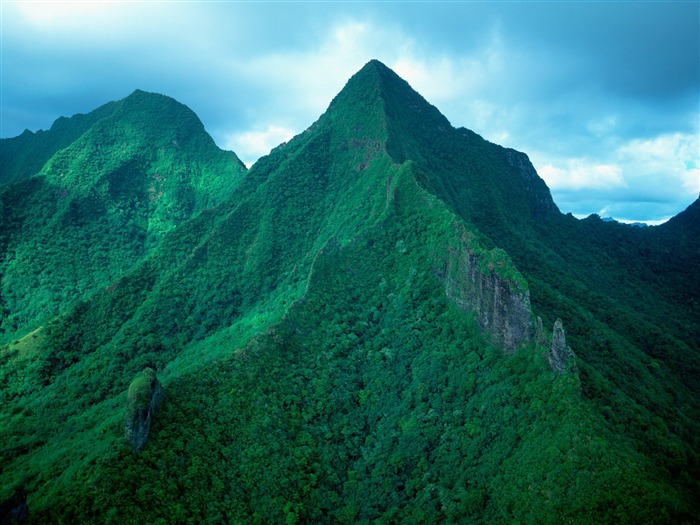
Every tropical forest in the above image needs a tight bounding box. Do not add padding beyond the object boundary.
[0,60,698,524]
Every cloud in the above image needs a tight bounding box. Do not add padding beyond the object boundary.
[224,125,296,168]
[617,133,699,198]
[223,20,417,120]
[537,161,626,191]
[531,130,699,222]
[11,1,128,36]
[2,2,697,223]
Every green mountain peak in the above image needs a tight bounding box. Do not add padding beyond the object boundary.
[0,89,246,342]
[1,63,698,524]
[325,60,450,143]
[320,60,559,229]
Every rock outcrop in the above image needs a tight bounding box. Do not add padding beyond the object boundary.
[501,148,560,220]
[548,319,577,375]
[124,367,162,452]
[445,244,531,353]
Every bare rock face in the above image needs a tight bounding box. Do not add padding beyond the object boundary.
[124,367,162,452]
[445,244,531,353]
[549,319,577,375]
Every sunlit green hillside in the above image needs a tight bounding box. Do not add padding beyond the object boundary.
[1,60,698,524]
[0,91,246,343]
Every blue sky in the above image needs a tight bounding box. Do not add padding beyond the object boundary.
[1,1,698,223]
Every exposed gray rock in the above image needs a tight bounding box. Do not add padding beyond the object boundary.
[124,367,162,452]
[445,245,531,353]
[549,319,577,375]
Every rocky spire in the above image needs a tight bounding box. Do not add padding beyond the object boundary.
[548,319,577,375]
[124,368,162,452]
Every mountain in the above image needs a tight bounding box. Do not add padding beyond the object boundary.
[1,60,698,524]
[0,90,246,342]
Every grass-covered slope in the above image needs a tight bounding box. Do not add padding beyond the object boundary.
[1,61,698,523]
[0,90,246,343]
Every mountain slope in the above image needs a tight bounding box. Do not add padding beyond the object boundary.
[0,90,246,342]
[1,61,698,523]
[0,101,118,188]
[356,61,700,518]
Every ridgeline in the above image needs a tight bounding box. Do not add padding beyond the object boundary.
[1,60,698,524]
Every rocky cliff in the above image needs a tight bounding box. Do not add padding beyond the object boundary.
[124,367,162,452]
[444,242,531,352]
[549,319,577,375]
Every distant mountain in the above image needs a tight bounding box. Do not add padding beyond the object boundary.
[1,60,698,524]
[600,216,648,227]
[0,90,246,342]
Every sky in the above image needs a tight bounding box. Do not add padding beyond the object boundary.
[1,1,698,223]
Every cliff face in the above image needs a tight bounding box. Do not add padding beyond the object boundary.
[444,243,531,352]
[501,148,559,220]
[549,319,577,375]
[124,368,162,452]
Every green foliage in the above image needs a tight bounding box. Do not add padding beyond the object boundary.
[127,368,157,410]
[0,61,698,524]
[0,90,246,344]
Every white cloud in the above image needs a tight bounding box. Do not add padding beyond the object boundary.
[224,125,296,168]
[586,115,619,138]
[531,129,699,221]
[227,20,412,118]
[537,160,626,191]
[617,217,671,226]
[10,1,154,45]
[617,132,699,198]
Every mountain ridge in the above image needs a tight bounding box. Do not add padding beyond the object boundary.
[0,90,247,342]
[1,60,698,523]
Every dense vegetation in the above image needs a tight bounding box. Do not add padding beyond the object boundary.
[0,90,246,343]
[1,60,698,523]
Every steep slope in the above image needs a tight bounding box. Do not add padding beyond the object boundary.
[1,62,697,523]
[0,90,246,342]
[354,62,700,515]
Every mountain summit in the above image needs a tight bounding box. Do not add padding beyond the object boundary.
[0,90,246,340]
[0,61,698,523]
[327,61,560,226]
[327,59,452,137]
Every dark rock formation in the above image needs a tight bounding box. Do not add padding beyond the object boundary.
[445,245,531,353]
[0,488,28,525]
[549,319,577,375]
[124,367,162,452]
[501,148,560,220]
